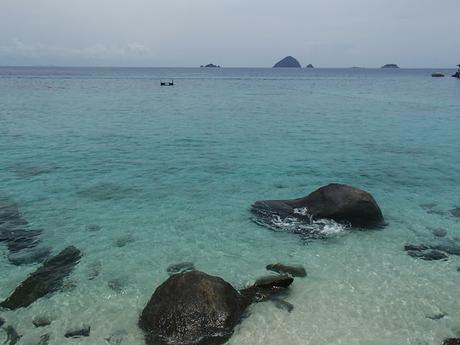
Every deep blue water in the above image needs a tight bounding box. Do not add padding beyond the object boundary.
[0,67,459,345]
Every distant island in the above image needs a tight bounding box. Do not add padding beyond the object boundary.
[200,64,221,68]
[273,56,301,68]
[381,64,399,69]
[305,64,314,68]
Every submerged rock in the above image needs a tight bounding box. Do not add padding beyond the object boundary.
[32,316,52,328]
[64,325,90,338]
[272,298,294,313]
[251,184,384,236]
[266,263,307,277]
[86,224,102,232]
[36,334,50,345]
[443,339,460,345]
[450,208,460,218]
[273,56,301,68]
[0,317,4,327]
[166,262,195,275]
[1,325,21,345]
[0,246,82,310]
[406,249,448,261]
[431,228,448,238]
[8,246,51,265]
[139,270,294,345]
[113,235,135,248]
[3,229,42,253]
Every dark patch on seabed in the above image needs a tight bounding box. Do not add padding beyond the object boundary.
[0,246,82,310]
[9,164,58,178]
[76,183,137,201]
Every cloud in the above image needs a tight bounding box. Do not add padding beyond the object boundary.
[0,39,155,62]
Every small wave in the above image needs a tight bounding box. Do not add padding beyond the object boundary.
[252,210,349,240]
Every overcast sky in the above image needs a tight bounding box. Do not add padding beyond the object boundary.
[0,0,458,67]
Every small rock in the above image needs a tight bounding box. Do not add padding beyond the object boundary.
[266,263,307,277]
[407,250,448,261]
[37,334,50,345]
[0,316,4,327]
[32,316,52,328]
[443,339,460,345]
[64,325,90,338]
[273,298,294,313]
[3,325,21,345]
[426,312,446,320]
[450,208,460,218]
[113,235,134,248]
[432,228,447,238]
[420,203,436,210]
[166,262,195,275]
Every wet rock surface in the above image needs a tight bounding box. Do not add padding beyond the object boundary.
[266,263,307,277]
[32,316,53,328]
[443,339,460,345]
[139,270,294,345]
[251,184,384,238]
[64,325,91,338]
[0,246,82,310]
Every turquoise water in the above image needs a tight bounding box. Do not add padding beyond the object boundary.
[0,67,460,345]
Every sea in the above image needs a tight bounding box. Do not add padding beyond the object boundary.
[0,66,459,345]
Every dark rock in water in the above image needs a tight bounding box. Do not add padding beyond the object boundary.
[404,244,429,252]
[426,312,446,320]
[37,334,50,345]
[431,245,460,256]
[431,228,448,238]
[64,325,90,338]
[251,183,384,231]
[77,183,135,201]
[381,64,399,68]
[0,317,4,327]
[139,271,250,345]
[2,325,21,345]
[139,270,294,345]
[407,249,448,261]
[166,262,195,275]
[113,235,135,248]
[0,246,82,310]
[306,64,314,68]
[272,298,294,313]
[33,316,52,328]
[443,339,460,345]
[450,208,460,218]
[8,246,52,265]
[1,229,42,253]
[0,200,20,225]
[266,263,307,277]
[10,165,54,178]
[273,56,301,68]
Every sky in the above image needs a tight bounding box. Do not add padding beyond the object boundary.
[0,0,459,68]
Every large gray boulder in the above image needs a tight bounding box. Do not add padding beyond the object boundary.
[139,271,293,345]
[251,183,384,229]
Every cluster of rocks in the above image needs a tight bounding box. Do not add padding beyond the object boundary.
[139,261,305,345]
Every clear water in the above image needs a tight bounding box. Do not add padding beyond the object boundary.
[0,67,459,345]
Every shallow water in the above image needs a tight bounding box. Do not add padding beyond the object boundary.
[0,67,459,345]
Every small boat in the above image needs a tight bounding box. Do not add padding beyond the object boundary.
[431,72,445,77]
[161,80,174,86]
[452,65,460,78]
